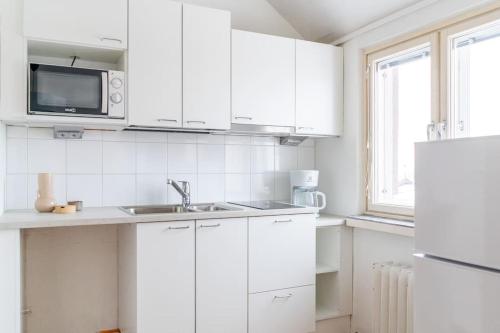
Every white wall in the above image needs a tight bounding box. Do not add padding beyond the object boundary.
[4,126,314,209]
[315,1,496,332]
[0,123,5,214]
[176,0,302,38]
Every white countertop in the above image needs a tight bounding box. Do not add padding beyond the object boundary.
[316,214,346,227]
[0,203,318,230]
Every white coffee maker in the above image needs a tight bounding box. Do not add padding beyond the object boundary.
[290,170,326,212]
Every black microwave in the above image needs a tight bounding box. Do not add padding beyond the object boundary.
[29,63,125,119]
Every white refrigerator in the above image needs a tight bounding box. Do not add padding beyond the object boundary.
[415,136,500,333]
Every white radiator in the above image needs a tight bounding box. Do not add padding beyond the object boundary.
[372,262,414,333]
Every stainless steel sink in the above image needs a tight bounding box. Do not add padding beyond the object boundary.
[120,205,194,215]
[189,204,232,212]
[120,203,241,215]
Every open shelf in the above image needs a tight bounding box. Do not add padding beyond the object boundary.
[315,307,344,321]
[316,263,339,275]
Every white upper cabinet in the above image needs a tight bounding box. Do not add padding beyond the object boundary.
[128,0,182,128]
[24,0,127,49]
[296,40,343,136]
[232,30,295,127]
[183,4,231,130]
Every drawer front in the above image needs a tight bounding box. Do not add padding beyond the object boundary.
[137,221,195,333]
[249,285,315,333]
[249,214,315,293]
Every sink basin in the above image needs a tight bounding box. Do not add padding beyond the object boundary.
[120,205,194,215]
[189,204,232,212]
[120,203,241,215]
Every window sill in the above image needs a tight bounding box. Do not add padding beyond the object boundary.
[346,215,414,237]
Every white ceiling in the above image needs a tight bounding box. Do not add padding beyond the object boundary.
[177,0,302,38]
[266,0,424,41]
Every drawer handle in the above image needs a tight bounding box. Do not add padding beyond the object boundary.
[158,119,178,123]
[274,219,293,223]
[298,127,314,130]
[235,116,253,120]
[100,37,123,44]
[186,120,206,124]
[199,223,221,228]
[273,293,293,301]
[166,226,190,230]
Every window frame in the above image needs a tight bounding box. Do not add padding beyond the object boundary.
[366,34,440,218]
[364,5,500,219]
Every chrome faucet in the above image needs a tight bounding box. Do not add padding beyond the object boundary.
[167,179,191,208]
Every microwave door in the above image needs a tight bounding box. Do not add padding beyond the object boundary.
[29,64,106,116]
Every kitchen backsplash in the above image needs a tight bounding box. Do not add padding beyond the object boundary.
[4,126,315,209]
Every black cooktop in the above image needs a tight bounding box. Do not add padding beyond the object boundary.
[228,200,303,210]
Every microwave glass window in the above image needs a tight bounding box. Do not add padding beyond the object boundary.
[35,70,100,109]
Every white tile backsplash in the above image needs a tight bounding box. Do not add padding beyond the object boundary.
[225,174,251,202]
[136,143,167,174]
[67,175,102,207]
[225,145,251,173]
[6,174,28,209]
[136,174,168,205]
[28,139,66,174]
[3,126,315,209]
[102,175,136,206]
[66,140,102,174]
[7,139,27,174]
[251,146,275,173]
[197,144,225,174]
[102,141,136,174]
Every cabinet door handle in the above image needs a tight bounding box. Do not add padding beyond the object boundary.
[274,219,293,223]
[298,127,314,130]
[273,293,293,301]
[186,120,206,124]
[158,119,178,123]
[100,37,123,44]
[234,116,253,120]
[199,223,221,228]
[166,226,190,230]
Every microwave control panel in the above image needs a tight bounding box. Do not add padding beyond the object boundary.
[108,71,125,119]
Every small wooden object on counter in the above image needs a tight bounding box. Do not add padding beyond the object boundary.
[99,330,121,333]
[52,205,77,214]
[34,173,56,213]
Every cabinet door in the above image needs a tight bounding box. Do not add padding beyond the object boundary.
[232,30,295,127]
[296,40,343,136]
[249,285,315,333]
[196,218,247,333]
[137,221,195,333]
[128,0,182,128]
[249,214,315,293]
[24,0,127,49]
[183,4,230,130]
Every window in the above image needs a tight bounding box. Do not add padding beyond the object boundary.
[448,17,500,138]
[367,37,437,216]
[366,8,500,218]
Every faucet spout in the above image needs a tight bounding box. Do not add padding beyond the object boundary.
[167,179,191,208]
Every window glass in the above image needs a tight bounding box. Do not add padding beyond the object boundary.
[451,20,500,137]
[371,45,432,208]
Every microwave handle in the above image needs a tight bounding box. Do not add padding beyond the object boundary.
[101,72,108,114]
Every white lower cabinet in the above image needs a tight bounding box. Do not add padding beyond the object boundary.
[119,214,314,333]
[196,218,247,333]
[249,214,316,293]
[249,285,316,333]
[136,220,196,333]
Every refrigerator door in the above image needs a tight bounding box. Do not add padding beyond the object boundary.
[415,136,500,270]
[415,255,500,333]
